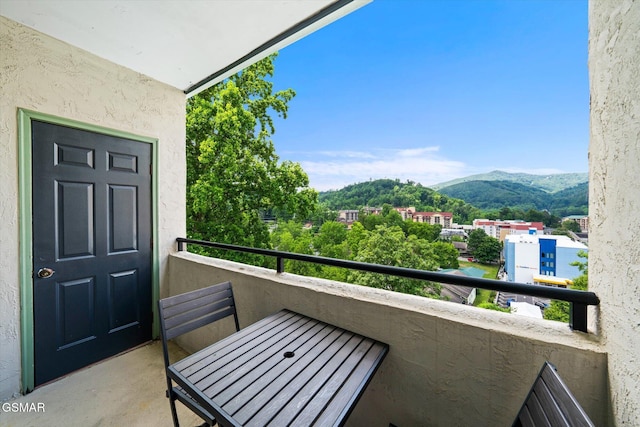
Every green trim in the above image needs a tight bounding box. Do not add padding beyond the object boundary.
[17,109,160,392]
[17,110,35,393]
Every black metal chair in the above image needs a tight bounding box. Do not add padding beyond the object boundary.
[513,361,594,427]
[158,281,240,427]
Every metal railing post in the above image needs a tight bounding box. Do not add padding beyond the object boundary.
[570,302,588,333]
[277,256,284,273]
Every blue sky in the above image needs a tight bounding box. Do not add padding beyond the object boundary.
[270,0,588,192]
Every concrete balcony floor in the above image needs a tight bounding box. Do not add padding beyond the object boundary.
[0,341,203,427]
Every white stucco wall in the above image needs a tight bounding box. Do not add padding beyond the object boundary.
[589,1,640,425]
[169,252,608,426]
[0,16,186,399]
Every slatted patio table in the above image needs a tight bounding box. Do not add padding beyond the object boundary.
[167,309,388,427]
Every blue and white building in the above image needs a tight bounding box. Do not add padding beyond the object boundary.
[504,232,587,285]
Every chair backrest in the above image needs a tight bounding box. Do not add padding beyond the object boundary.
[158,281,239,367]
[513,362,594,427]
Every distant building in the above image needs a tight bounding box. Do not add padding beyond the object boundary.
[413,211,453,227]
[337,209,359,224]
[340,206,452,227]
[439,228,468,240]
[363,206,382,216]
[562,215,589,232]
[452,241,468,254]
[390,207,453,227]
[495,291,549,311]
[503,233,587,285]
[337,207,382,226]
[510,302,543,319]
[394,207,416,221]
[440,270,477,305]
[473,219,544,241]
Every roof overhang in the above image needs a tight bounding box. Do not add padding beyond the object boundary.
[0,0,370,97]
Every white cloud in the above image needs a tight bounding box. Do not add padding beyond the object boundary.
[396,147,441,157]
[316,150,377,159]
[298,146,469,191]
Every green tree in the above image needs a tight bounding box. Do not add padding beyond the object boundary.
[467,229,488,254]
[404,220,441,242]
[383,209,405,229]
[478,302,510,313]
[313,221,348,259]
[542,300,570,323]
[544,251,588,322]
[562,220,582,233]
[270,223,319,276]
[271,220,306,247]
[346,221,368,259]
[432,241,460,269]
[307,203,338,232]
[361,212,385,231]
[186,54,317,263]
[348,225,440,297]
[570,250,589,276]
[474,237,502,263]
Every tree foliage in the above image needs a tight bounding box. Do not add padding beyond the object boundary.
[269,212,460,298]
[544,251,588,322]
[466,229,501,263]
[431,241,460,269]
[467,229,488,254]
[438,180,588,216]
[318,178,566,225]
[561,220,582,233]
[348,225,441,297]
[403,220,442,242]
[478,302,510,313]
[474,237,502,264]
[314,221,348,259]
[318,179,485,224]
[186,54,317,262]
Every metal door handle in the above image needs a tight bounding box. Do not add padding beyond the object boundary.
[37,268,55,278]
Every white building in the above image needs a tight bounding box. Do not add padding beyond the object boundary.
[504,234,587,285]
[473,219,544,240]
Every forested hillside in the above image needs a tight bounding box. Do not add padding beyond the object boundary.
[318,178,568,226]
[548,183,589,215]
[318,179,484,224]
[432,170,588,193]
[437,180,588,215]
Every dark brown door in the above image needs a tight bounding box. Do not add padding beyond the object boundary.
[32,120,152,386]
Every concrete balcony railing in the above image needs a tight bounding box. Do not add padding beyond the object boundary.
[168,251,609,426]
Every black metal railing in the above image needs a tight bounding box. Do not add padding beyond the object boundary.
[176,238,600,333]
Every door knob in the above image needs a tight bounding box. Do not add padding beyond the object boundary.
[37,268,55,278]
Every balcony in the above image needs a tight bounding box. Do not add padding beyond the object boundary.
[2,249,608,426]
[0,1,637,425]
[165,251,608,426]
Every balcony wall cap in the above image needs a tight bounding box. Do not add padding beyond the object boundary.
[171,251,604,352]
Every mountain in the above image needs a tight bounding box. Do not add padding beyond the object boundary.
[318,175,588,222]
[437,180,588,215]
[318,179,484,223]
[431,170,588,193]
[319,179,439,210]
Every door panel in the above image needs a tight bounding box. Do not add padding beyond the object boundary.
[57,181,95,258]
[32,120,152,386]
[109,185,138,253]
[108,269,140,332]
[56,277,97,349]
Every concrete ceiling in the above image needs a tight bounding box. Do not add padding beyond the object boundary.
[0,0,369,97]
